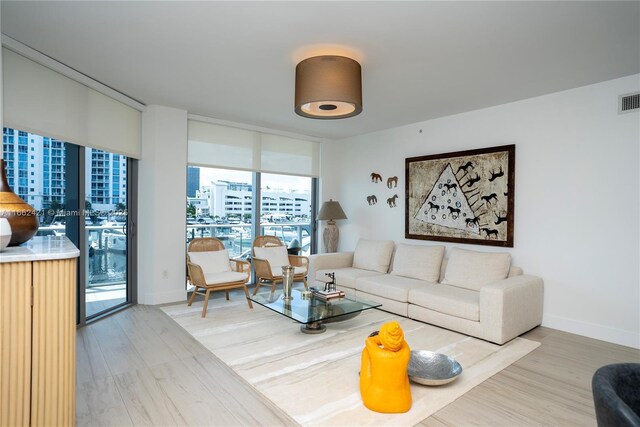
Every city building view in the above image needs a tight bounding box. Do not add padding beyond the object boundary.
[2,127,127,212]
[2,128,66,209]
[186,167,313,257]
[188,180,311,219]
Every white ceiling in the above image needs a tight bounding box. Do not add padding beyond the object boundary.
[1,1,639,140]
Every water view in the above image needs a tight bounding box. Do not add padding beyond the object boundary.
[186,221,312,258]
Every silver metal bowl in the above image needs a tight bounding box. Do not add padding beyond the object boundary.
[408,350,463,386]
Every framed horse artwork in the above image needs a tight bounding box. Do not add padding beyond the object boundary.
[405,144,515,247]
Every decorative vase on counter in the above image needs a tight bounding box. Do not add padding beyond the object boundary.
[0,159,39,246]
[0,218,11,251]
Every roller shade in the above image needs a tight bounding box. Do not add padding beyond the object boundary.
[187,120,259,171]
[187,120,320,177]
[3,48,141,159]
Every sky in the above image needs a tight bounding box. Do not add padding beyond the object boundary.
[199,167,311,192]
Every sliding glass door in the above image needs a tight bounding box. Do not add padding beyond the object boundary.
[2,127,137,324]
[84,148,130,318]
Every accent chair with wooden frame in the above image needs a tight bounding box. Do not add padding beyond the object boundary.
[187,237,253,317]
[251,235,309,295]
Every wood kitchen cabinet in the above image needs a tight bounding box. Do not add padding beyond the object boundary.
[1,237,79,426]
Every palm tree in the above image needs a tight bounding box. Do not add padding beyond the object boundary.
[187,203,196,218]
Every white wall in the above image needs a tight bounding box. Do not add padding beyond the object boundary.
[321,75,640,348]
[138,105,188,304]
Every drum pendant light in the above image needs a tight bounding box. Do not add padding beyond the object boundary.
[294,55,362,119]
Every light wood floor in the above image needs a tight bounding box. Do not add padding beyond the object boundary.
[78,292,640,426]
[76,302,296,426]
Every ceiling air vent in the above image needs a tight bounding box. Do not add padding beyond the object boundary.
[619,92,640,113]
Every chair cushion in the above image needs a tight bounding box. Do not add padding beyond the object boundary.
[442,248,511,291]
[391,243,445,282]
[204,271,248,285]
[188,250,232,275]
[316,267,384,290]
[352,239,395,273]
[254,246,290,269]
[409,284,480,321]
[356,274,428,303]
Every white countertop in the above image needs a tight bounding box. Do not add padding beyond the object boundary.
[0,236,80,263]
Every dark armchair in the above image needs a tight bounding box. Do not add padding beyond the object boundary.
[592,363,640,427]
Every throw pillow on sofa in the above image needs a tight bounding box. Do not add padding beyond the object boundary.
[352,239,395,273]
[391,243,444,283]
[442,248,511,291]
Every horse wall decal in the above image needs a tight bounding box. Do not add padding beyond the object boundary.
[366,195,378,205]
[386,176,398,188]
[387,194,398,208]
[370,173,383,183]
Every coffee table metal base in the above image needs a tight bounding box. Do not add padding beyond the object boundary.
[301,321,327,334]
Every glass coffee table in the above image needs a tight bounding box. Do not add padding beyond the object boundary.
[250,289,382,334]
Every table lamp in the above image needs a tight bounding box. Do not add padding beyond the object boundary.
[317,199,347,253]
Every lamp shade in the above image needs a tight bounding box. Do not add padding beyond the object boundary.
[317,199,347,221]
[295,55,362,119]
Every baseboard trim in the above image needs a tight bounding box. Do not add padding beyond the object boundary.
[543,313,639,349]
[140,289,187,305]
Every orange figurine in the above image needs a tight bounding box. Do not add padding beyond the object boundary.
[359,321,412,413]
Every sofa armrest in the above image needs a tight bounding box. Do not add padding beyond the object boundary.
[308,252,354,284]
[480,275,544,344]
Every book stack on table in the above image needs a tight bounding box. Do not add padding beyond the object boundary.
[312,289,345,301]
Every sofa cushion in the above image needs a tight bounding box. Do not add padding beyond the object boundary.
[391,243,444,282]
[254,246,291,269]
[352,239,395,273]
[356,274,428,303]
[316,267,384,290]
[409,284,480,321]
[188,250,231,275]
[442,248,511,291]
[440,257,521,282]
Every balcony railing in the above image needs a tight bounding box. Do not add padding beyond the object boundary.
[38,223,128,288]
[186,221,312,258]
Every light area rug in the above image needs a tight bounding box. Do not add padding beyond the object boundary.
[161,295,540,426]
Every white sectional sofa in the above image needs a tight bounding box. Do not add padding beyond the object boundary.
[309,239,543,344]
